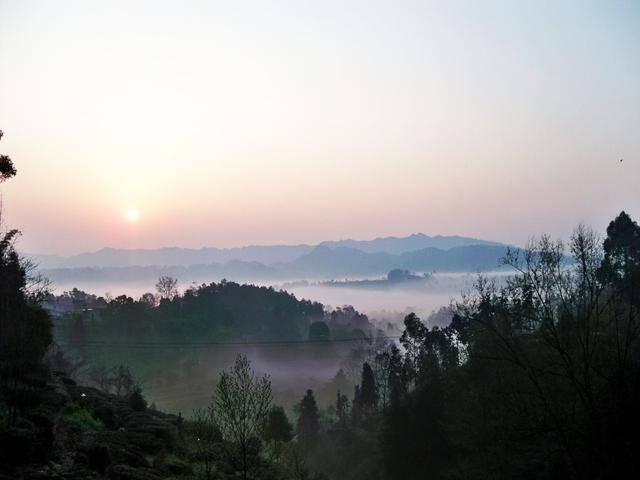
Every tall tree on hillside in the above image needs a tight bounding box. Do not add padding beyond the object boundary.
[335,390,349,430]
[599,211,640,280]
[351,362,380,428]
[360,362,377,411]
[598,211,640,307]
[0,128,52,425]
[297,389,320,448]
[213,354,272,480]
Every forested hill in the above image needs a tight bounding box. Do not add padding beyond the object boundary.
[52,280,372,347]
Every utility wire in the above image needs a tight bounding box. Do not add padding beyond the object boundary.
[57,335,402,349]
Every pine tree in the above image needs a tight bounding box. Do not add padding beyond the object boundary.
[351,384,362,427]
[297,389,320,447]
[360,362,378,412]
[264,405,293,443]
[335,390,349,430]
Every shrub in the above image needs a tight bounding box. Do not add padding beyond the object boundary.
[62,404,104,430]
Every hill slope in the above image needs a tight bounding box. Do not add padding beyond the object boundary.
[0,372,189,479]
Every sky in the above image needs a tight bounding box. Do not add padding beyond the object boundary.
[0,0,638,255]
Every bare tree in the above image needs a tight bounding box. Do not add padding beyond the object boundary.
[213,354,272,480]
[155,275,179,300]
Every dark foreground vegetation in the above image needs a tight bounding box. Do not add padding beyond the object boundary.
[313,213,640,480]
[2,131,640,478]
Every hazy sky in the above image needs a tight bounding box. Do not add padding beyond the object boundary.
[1,0,638,255]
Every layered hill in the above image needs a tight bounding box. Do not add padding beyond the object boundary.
[40,244,513,285]
[278,244,512,277]
[28,233,505,269]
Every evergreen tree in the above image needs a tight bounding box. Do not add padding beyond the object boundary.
[297,389,320,447]
[599,211,640,280]
[387,344,405,406]
[598,211,640,307]
[264,405,293,443]
[359,362,377,412]
[351,384,362,427]
[335,390,349,430]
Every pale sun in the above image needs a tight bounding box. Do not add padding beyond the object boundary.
[124,208,140,222]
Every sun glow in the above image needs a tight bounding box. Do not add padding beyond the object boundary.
[124,208,140,222]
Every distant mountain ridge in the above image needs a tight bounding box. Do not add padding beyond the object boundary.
[319,233,501,254]
[39,244,514,286]
[27,233,505,269]
[278,245,512,277]
[27,245,315,269]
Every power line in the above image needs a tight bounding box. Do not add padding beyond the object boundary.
[57,335,402,349]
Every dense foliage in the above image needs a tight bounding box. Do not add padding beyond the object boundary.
[57,281,325,344]
[294,212,640,480]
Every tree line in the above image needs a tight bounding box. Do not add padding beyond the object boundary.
[281,212,640,479]
[166,211,640,480]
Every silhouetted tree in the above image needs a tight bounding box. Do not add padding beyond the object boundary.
[297,389,320,448]
[351,384,362,427]
[0,130,52,424]
[0,130,17,182]
[155,275,178,300]
[139,292,157,307]
[263,405,293,443]
[599,211,640,281]
[335,390,349,430]
[359,362,377,410]
[128,385,147,412]
[598,211,640,307]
